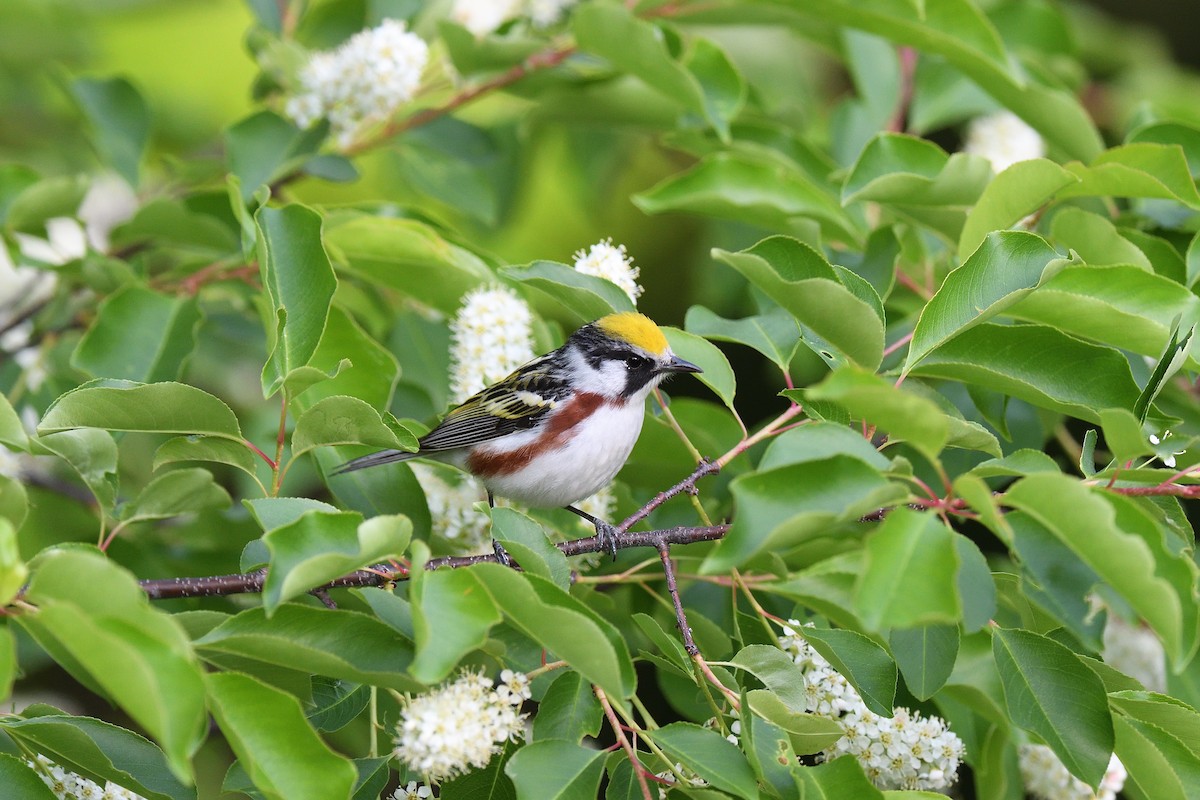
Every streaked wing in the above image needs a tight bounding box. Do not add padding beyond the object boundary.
[418,357,570,451]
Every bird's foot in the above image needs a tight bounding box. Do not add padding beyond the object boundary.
[594,519,620,561]
[492,539,513,568]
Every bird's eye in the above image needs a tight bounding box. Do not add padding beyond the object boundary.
[623,354,650,370]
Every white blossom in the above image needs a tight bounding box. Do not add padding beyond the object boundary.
[780,620,965,792]
[393,669,529,782]
[573,238,643,304]
[449,284,535,404]
[412,463,493,555]
[26,754,148,800]
[286,19,429,147]
[1102,613,1166,693]
[388,781,432,799]
[1148,430,1186,470]
[963,110,1046,173]
[76,174,139,253]
[528,0,578,27]
[1019,745,1126,800]
[451,0,524,36]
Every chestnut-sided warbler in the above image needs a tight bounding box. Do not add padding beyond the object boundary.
[335,312,701,556]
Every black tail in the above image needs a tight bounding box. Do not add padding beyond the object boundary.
[332,449,420,475]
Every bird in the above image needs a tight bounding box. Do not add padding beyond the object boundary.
[334,311,702,559]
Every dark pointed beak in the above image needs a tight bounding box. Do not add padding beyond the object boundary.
[662,355,702,374]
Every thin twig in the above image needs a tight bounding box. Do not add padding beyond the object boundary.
[617,460,720,533]
[596,686,654,800]
[656,539,696,655]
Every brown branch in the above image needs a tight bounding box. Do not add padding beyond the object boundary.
[657,539,697,655]
[139,524,729,600]
[596,686,654,800]
[618,459,720,533]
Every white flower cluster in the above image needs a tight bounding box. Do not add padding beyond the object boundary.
[449,285,535,404]
[286,19,429,147]
[411,463,493,555]
[451,0,577,36]
[653,762,708,799]
[573,239,643,304]
[1018,745,1126,800]
[388,781,431,799]
[1102,613,1167,693]
[26,754,147,800]
[393,669,530,782]
[963,110,1046,173]
[779,621,965,792]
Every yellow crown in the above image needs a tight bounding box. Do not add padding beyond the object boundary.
[596,312,669,355]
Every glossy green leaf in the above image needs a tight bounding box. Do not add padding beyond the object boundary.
[663,327,736,410]
[205,671,357,800]
[992,627,1113,787]
[1135,322,1195,423]
[153,436,260,480]
[121,468,231,524]
[256,204,337,398]
[0,391,28,451]
[39,381,243,440]
[909,324,1140,423]
[195,605,418,692]
[0,754,58,800]
[958,159,1079,258]
[531,671,603,744]
[490,507,570,589]
[20,550,207,780]
[757,421,891,472]
[799,627,897,716]
[306,678,370,732]
[0,714,194,800]
[636,152,861,244]
[650,722,760,797]
[854,508,961,630]
[505,739,605,800]
[684,305,801,371]
[704,456,905,572]
[35,429,120,512]
[1058,143,1200,208]
[1113,714,1200,800]
[225,111,324,201]
[469,564,635,700]
[5,174,88,233]
[744,689,845,754]
[793,754,885,798]
[906,231,1071,371]
[438,20,543,76]
[713,236,883,368]
[807,367,948,460]
[1050,208,1152,269]
[502,261,634,323]
[245,497,339,533]
[0,473,28,533]
[730,645,811,713]
[0,517,26,606]
[409,566,502,684]
[325,215,492,314]
[0,625,14,701]
[890,624,959,701]
[71,77,150,186]
[954,533,997,633]
[262,511,411,614]
[292,395,419,459]
[72,287,201,383]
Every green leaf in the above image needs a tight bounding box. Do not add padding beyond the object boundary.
[758,421,891,472]
[409,566,502,684]
[799,627,897,716]
[122,468,231,524]
[807,367,948,461]
[153,436,260,480]
[72,287,202,383]
[255,204,337,398]
[0,474,28,533]
[307,678,370,732]
[636,152,861,244]
[1135,322,1195,423]
[262,511,411,614]
[0,754,58,800]
[505,739,605,800]
[730,645,811,713]
[291,396,419,459]
[438,20,543,76]
[325,214,493,315]
[991,627,1113,788]
[890,624,959,701]
[19,550,207,781]
[958,159,1079,258]
[663,328,736,410]
[195,605,419,692]
[0,517,26,606]
[650,722,760,797]
[297,306,400,411]
[205,671,357,800]
[1050,208,1152,269]
[469,564,636,700]
[955,533,997,634]
[225,111,324,201]
[744,689,845,754]
[909,324,1140,424]
[1113,714,1200,800]
[0,715,195,800]
[705,456,905,572]
[0,626,14,701]
[854,508,961,630]
[502,260,634,322]
[35,429,120,512]
[490,507,570,589]
[0,391,28,451]
[713,236,883,368]
[245,497,339,533]
[1004,474,1193,666]
[1058,143,1200,208]
[39,381,243,440]
[684,305,801,372]
[906,231,1071,370]
[531,671,603,744]
[4,174,88,233]
[71,76,150,186]
[794,753,884,798]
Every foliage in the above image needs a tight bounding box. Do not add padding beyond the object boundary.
[2,0,1200,798]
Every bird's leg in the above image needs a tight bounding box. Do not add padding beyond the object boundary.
[566,505,619,560]
[487,491,513,568]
